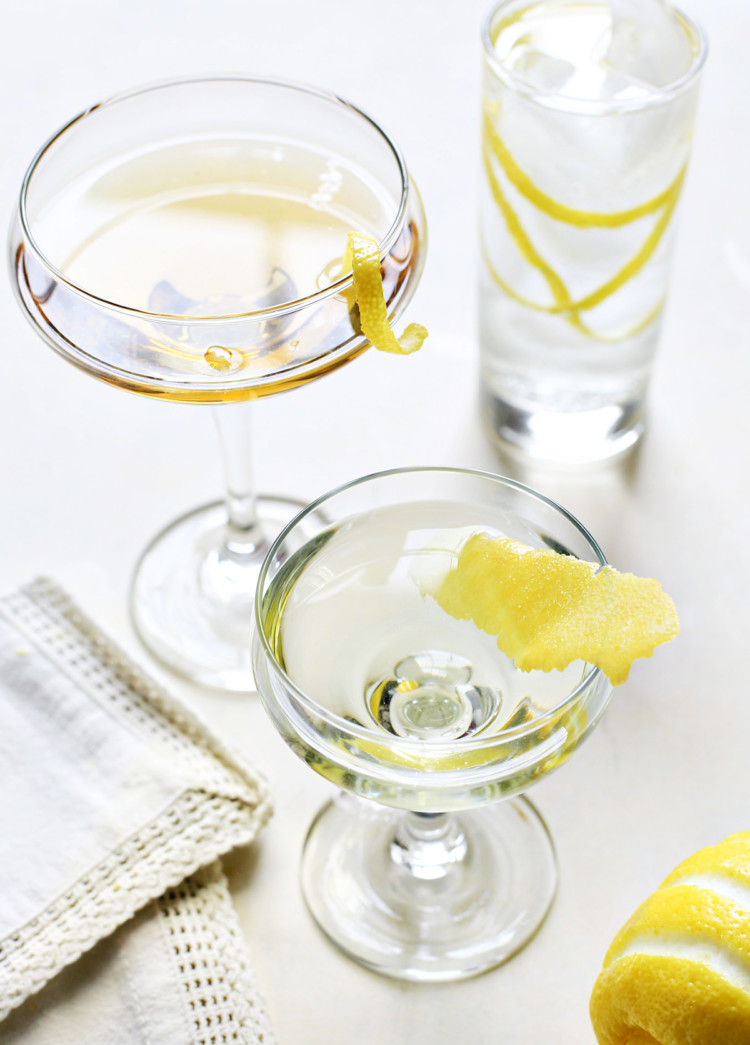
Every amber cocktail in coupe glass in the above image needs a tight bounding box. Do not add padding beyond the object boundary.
[10,76,426,691]
[252,467,614,980]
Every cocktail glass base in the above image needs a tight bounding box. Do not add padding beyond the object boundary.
[300,791,558,981]
[130,495,306,692]
[481,386,645,467]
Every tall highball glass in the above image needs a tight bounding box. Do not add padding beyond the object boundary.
[10,77,426,690]
[479,0,707,465]
[253,466,614,980]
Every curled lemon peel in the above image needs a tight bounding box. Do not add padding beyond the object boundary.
[420,533,679,686]
[344,232,427,355]
[481,101,687,343]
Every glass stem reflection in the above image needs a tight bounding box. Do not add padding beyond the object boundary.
[390,811,468,881]
[213,401,266,560]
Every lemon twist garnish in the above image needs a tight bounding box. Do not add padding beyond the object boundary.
[484,111,686,231]
[590,832,750,1045]
[345,232,427,355]
[482,102,687,343]
[420,533,679,686]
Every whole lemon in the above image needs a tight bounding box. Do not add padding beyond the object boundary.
[590,832,750,1044]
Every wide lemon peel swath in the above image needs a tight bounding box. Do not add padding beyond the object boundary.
[345,232,427,355]
[423,533,678,686]
[590,832,750,1045]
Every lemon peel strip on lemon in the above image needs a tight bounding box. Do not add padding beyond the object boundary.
[663,834,750,892]
[591,953,750,1045]
[590,832,750,1045]
[344,232,427,355]
[605,882,750,971]
[419,533,679,686]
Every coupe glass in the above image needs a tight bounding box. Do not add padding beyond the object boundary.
[252,466,614,980]
[10,77,425,691]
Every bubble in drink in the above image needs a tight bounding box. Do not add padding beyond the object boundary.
[204,345,243,372]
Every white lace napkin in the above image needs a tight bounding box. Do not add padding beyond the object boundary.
[0,860,274,1045]
[0,578,273,1042]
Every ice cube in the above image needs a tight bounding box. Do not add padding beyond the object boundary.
[254,266,297,310]
[148,280,194,315]
[509,43,577,93]
[606,0,694,88]
[561,61,648,102]
[147,267,297,318]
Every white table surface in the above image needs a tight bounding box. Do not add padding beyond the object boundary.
[1,1,747,1042]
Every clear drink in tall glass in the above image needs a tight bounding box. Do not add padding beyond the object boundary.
[479,0,706,465]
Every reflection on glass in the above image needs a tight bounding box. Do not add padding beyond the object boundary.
[10,78,426,690]
[253,467,614,980]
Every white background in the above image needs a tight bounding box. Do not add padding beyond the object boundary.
[1,0,748,1042]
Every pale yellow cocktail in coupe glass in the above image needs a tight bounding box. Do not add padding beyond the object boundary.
[253,467,618,980]
[10,77,426,690]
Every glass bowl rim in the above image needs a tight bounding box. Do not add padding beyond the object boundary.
[16,74,412,324]
[481,0,708,115]
[253,464,611,757]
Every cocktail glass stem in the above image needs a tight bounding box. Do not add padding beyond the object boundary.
[214,402,265,556]
[390,811,467,880]
[192,402,269,619]
[299,792,558,980]
[130,400,306,691]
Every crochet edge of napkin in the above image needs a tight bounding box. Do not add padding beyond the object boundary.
[157,860,275,1045]
[0,578,273,1022]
